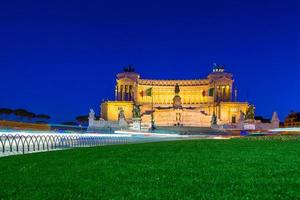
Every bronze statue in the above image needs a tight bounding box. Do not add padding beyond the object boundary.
[133,104,141,118]
[245,104,255,121]
[173,83,182,109]
[175,83,180,94]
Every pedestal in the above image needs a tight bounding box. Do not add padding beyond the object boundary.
[132,118,141,131]
[119,118,128,129]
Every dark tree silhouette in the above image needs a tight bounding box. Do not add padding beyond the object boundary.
[0,108,51,123]
[0,108,13,120]
[76,115,89,125]
[61,122,78,126]
[36,114,51,121]
[14,109,28,121]
[26,112,36,122]
[35,121,47,124]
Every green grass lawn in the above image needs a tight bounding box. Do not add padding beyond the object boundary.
[1,138,300,200]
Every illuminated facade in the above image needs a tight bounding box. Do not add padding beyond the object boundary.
[284,112,300,127]
[101,65,248,127]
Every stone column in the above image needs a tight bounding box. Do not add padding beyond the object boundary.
[121,85,124,101]
[124,85,127,101]
[129,85,133,101]
[115,85,118,100]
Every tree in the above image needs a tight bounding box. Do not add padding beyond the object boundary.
[76,115,89,125]
[14,109,28,121]
[0,108,13,120]
[36,114,51,121]
[61,122,78,126]
[26,112,36,122]
[245,105,255,121]
[35,121,47,124]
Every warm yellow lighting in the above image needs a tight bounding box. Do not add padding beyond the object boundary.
[101,69,249,125]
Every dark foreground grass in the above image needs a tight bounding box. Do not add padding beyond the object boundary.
[1,139,300,200]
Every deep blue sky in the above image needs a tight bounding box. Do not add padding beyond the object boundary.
[1,0,300,122]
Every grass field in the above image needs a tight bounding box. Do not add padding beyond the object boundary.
[1,138,300,199]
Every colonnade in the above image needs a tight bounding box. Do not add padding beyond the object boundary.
[115,84,134,101]
[115,83,232,104]
[138,89,211,105]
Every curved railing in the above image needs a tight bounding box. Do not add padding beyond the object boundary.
[0,134,131,156]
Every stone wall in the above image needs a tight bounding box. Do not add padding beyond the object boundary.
[0,120,50,131]
[141,109,211,127]
[101,101,133,121]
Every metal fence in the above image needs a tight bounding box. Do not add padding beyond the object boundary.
[0,134,133,156]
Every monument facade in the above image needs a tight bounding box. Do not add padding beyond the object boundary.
[100,64,249,127]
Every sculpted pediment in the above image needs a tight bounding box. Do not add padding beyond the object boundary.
[216,76,233,82]
[210,76,233,84]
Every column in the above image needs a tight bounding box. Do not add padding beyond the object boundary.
[125,85,129,101]
[128,85,132,101]
[115,85,118,100]
[121,85,124,101]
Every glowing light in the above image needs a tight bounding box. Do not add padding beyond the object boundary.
[270,128,300,132]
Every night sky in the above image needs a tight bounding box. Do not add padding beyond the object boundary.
[1,0,300,122]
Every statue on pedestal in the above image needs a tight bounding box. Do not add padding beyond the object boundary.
[175,83,180,94]
[88,108,95,127]
[89,109,95,118]
[173,83,182,109]
[132,104,142,131]
[239,111,245,122]
[118,107,125,121]
[118,107,128,129]
[245,104,255,121]
[237,110,245,129]
[133,104,141,118]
